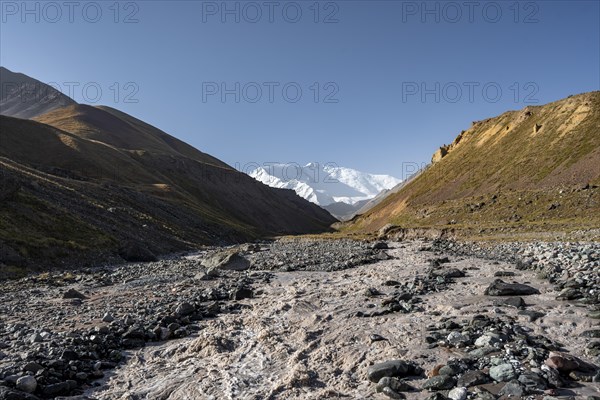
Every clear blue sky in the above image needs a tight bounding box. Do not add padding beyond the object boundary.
[1,0,598,178]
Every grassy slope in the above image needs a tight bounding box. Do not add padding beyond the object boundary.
[347,91,600,240]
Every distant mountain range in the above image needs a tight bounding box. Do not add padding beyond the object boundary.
[0,67,336,275]
[347,91,600,240]
[249,163,401,219]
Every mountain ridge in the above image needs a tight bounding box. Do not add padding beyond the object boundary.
[0,67,76,119]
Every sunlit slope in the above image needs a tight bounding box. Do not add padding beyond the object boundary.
[348,91,600,238]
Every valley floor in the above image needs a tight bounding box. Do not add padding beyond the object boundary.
[0,240,599,399]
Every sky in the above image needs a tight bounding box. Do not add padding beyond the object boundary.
[1,0,599,179]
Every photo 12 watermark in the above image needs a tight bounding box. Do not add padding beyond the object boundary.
[1,1,140,23]
[401,81,540,104]
[237,161,343,182]
[400,1,540,24]
[1,81,140,104]
[199,1,340,23]
[201,81,340,104]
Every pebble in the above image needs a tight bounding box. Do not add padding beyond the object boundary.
[448,386,467,400]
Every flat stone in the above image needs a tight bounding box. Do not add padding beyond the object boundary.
[498,381,524,397]
[367,360,414,383]
[422,374,456,390]
[484,279,540,296]
[457,370,490,387]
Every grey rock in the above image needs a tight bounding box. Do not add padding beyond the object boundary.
[484,279,539,296]
[382,386,404,399]
[501,297,525,308]
[471,386,495,400]
[367,360,413,383]
[28,333,42,344]
[448,387,467,400]
[457,370,490,387]
[15,376,37,393]
[422,374,456,390]
[489,363,516,382]
[469,346,496,358]
[42,381,70,396]
[175,302,195,316]
[102,313,115,323]
[62,288,87,300]
[371,241,389,250]
[556,287,583,300]
[498,381,523,397]
[494,271,515,277]
[518,370,547,390]
[438,364,461,377]
[23,362,43,373]
[447,332,469,346]
[518,310,545,322]
[0,386,40,400]
[581,330,600,338]
[474,332,504,347]
[375,377,412,393]
[203,251,250,275]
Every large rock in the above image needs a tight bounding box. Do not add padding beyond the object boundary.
[367,360,417,383]
[16,376,37,393]
[202,251,251,276]
[489,363,516,382]
[0,386,40,400]
[545,351,597,373]
[484,279,540,296]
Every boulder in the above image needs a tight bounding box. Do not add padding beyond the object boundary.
[545,351,597,373]
[16,376,37,393]
[367,360,418,383]
[202,251,250,276]
[484,279,540,296]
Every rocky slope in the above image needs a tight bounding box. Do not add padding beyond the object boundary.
[0,239,598,399]
[347,92,600,239]
[0,67,76,119]
[0,103,336,277]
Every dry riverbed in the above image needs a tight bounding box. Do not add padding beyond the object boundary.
[0,239,599,399]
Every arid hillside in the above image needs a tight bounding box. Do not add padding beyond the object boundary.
[348,92,600,240]
[0,107,336,276]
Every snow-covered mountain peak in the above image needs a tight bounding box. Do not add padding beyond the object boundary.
[249,163,401,207]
